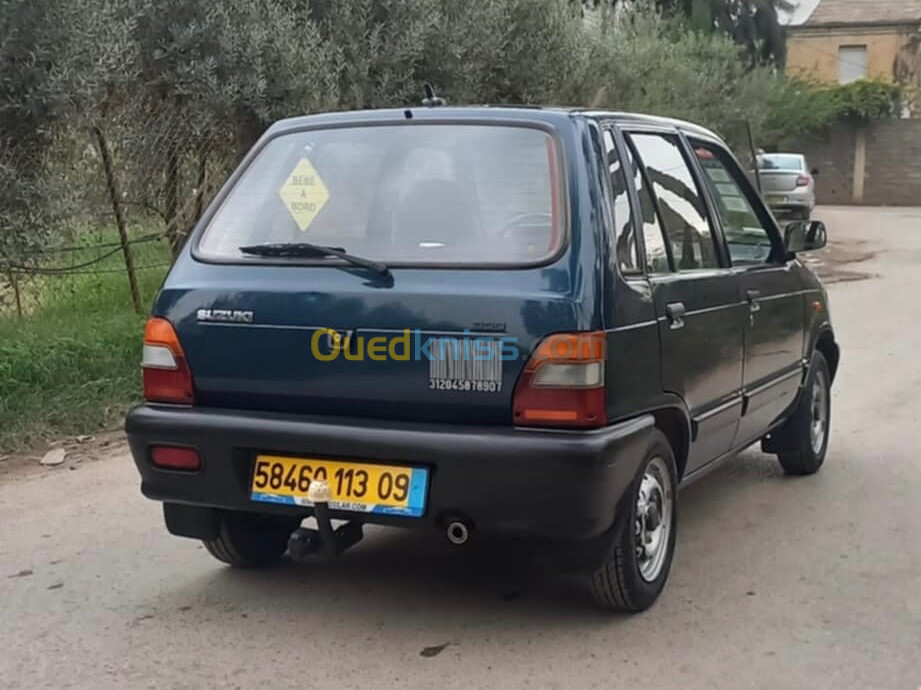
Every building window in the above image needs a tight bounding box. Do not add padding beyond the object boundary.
[838,45,867,84]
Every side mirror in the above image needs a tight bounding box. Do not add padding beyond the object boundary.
[810,167,820,176]
[785,220,828,254]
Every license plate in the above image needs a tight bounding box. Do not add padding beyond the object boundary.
[250,455,429,518]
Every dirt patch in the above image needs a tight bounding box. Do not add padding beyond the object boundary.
[803,238,877,284]
[0,429,128,483]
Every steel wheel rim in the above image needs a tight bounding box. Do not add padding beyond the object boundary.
[810,369,829,455]
[635,456,673,583]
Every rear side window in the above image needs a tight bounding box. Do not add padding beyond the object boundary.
[628,133,720,271]
[621,139,669,273]
[602,130,639,273]
[197,124,564,265]
[757,154,804,172]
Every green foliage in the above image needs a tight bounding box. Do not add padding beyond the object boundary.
[760,77,904,146]
[0,234,168,452]
[833,79,903,120]
[759,75,844,146]
[585,8,790,149]
[0,0,72,262]
[426,0,588,105]
[582,0,792,66]
[0,311,145,451]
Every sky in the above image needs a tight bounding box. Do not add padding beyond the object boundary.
[779,0,822,26]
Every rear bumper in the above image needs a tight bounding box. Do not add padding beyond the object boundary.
[765,190,815,212]
[125,404,654,543]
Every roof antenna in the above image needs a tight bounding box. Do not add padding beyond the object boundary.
[422,83,446,107]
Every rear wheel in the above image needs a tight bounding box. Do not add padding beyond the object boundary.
[203,511,300,567]
[770,351,831,475]
[589,430,677,612]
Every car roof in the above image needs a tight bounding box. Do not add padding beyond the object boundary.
[267,105,723,142]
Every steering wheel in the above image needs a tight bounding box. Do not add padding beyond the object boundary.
[498,213,554,240]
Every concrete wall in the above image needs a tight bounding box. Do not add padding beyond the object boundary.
[787,119,921,206]
[863,119,921,205]
[787,26,910,83]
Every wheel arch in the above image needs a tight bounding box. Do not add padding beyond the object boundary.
[813,328,840,382]
[650,404,692,481]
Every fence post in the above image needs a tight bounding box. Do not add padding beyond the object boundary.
[165,147,181,258]
[6,269,22,318]
[93,125,142,315]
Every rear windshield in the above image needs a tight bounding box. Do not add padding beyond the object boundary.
[757,154,803,172]
[198,124,564,265]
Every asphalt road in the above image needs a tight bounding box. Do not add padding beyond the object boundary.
[2,206,919,690]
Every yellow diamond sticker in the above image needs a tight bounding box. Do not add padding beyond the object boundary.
[279,158,330,232]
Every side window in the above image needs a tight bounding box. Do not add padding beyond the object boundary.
[692,143,777,266]
[622,137,670,273]
[602,130,639,273]
[628,133,720,271]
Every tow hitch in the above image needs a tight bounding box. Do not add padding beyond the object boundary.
[287,480,364,561]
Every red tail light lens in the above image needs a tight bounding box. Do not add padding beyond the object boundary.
[513,332,607,429]
[151,446,201,471]
[795,175,810,187]
[142,317,195,404]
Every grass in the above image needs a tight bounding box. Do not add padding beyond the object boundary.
[0,231,169,454]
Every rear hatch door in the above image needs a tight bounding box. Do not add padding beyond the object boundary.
[159,116,594,425]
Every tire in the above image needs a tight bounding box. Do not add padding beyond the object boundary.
[203,511,300,568]
[589,430,678,612]
[771,351,831,476]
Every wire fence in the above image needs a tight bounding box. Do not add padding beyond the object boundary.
[0,98,237,319]
[0,231,169,318]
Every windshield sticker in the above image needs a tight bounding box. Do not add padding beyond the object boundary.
[279,158,330,231]
[722,196,749,213]
[705,167,731,184]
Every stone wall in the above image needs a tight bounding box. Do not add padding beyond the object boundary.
[787,119,921,206]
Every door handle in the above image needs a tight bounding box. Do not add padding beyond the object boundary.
[666,302,686,330]
[746,288,762,313]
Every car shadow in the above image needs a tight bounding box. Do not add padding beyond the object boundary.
[138,447,831,636]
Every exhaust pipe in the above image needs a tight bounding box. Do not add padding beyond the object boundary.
[446,520,471,545]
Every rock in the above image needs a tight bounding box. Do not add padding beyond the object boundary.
[40,449,66,467]
[420,643,450,658]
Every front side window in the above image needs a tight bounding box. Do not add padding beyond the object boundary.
[628,133,719,271]
[198,125,564,265]
[694,143,777,266]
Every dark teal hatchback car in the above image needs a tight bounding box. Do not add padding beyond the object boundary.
[126,106,839,611]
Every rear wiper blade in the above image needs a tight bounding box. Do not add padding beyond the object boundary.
[239,242,390,276]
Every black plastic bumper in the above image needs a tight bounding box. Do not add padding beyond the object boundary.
[125,404,654,543]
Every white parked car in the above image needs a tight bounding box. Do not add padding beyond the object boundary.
[756,153,817,220]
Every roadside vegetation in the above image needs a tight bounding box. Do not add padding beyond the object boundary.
[0,0,905,453]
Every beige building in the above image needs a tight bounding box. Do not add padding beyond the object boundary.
[787,0,921,86]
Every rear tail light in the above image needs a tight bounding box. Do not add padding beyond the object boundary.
[795,175,810,187]
[151,446,201,471]
[513,331,607,429]
[142,317,195,404]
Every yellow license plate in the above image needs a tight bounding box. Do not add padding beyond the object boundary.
[249,455,429,518]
